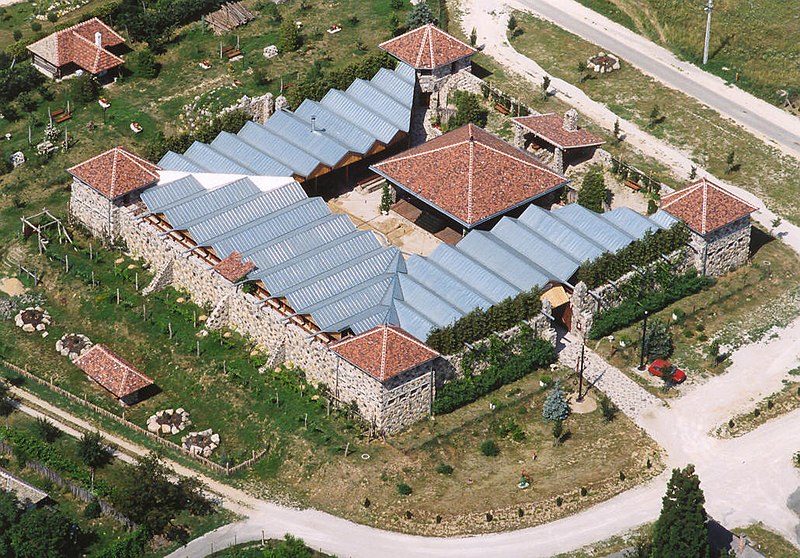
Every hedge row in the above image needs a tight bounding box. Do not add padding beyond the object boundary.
[426,288,542,355]
[576,224,690,289]
[588,270,714,339]
[0,427,112,496]
[433,337,556,414]
[94,528,150,558]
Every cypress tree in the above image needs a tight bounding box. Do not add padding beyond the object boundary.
[652,465,710,558]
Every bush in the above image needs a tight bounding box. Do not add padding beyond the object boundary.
[46,11,57,22]
[426,288,542,354]
[447,91,488,130]
[30,21,41,32]
[129,47,158,78]
[34,417,61,443]
[480,439,499,456]
[84,498,102,519]
[436,463,454,475]
[396,482,413,496]
[432,336,557,414]
[278,20,301,52]
[542,380,569,422]
[576,224,690,289]
[70,74,101,103]
[12,29,21,41]
[589,270,714,339]
[577,166,607,213]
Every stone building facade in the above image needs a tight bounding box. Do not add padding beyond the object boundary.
[689,216,751,277]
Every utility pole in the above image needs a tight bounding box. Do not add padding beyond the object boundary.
[702,0,714,65]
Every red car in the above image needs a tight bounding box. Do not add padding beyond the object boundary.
[648,360,686,383]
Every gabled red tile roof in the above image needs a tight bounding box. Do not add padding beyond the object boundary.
[512,113,605,150]
[379,23,476,70]
[371,124,568,227]
[330,324,439,382]
[74,344,154,400]
[68,146,160,200]
[214,251,257,282]
[660,178,757,235]
[27,18,125,74]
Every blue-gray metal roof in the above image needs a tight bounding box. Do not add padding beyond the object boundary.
[346,79,410,132]
[210,132,294,176]
[394,61,416,83]
[158,178,261,229]
[158,151,206,173]
[397,274,465,328]
[370,68,415,108]
[141,175,204,212]
[490,218,582,282]
[404,255,493,313]
[518,204,606,263]
[650,209,680,229]
[427,244,520,304]
[183,142,253,175]
[294,100,378,154]
[551,204,635,252]
[263,110,351,168]
[237,121,322,177]
[604,207,664,238]
[456,231,553,291]
[319,89,400,145]
[393,300,438,343]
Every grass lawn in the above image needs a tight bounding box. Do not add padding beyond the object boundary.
[507,12,800,224]
[592,227,800,397]
[209,538,333,557]
[736,524,800,558]
[572,0,800,111]
[714,374,800,439]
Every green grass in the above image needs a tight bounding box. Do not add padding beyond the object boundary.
[736,524,800,558]
[572,0,800,108]
[507,12,800,224]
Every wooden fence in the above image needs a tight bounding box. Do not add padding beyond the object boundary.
[1,360,268,476]
[0,440,136,529]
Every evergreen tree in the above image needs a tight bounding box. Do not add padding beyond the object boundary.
[542,380,570,422]
[470,27,477,46]
[448,91,488,129]
[129,47,159,78]
[645,318,673,361]
[70,73,100,103]
[577,166,607,213]
[380,182,392,213]
[278,20,301,52]
[406,2,435,29]
[652,465,710,558]
[0,382,14,416]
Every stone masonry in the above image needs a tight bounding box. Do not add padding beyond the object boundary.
[69,179,118,239]
[691,216,751,277]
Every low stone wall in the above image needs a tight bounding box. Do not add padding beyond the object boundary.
[115,206,428,434]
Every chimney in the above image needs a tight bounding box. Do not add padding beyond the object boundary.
[310,116,317,132]
[563,108,578,132]
[95,31,102,47]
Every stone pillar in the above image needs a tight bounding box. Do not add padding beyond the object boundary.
[513,122,525,149]
[563,108,579,132]
[554,147,565,174]
[274,95,289,112]
[264,93,275,122]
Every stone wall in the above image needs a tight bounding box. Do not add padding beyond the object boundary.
[110,205,430,434]
[68,180,116,239]
[429,68,484,112]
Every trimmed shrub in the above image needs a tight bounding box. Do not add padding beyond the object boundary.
[480,439,499,457]
[396,482,413,496]
[435,463,454,475]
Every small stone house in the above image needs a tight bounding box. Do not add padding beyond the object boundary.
[659,178,757,276]
[68,146,160,240]
[27,18,126,80]
[73,344,155,405]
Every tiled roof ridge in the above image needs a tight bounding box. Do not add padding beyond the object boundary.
[70,30,124,71]
[701,180,708,234]
[478,136,564,176]
[380,137,472,163]
[74,344,153,389]
[57,17,124,43]
[109,148,120,197]
[426,25,435,68]
[467,131,475,223]
[379,324,390,381]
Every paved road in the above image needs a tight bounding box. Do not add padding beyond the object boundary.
[520,0,800,159]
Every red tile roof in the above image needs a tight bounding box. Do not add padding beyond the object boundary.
[330,324,439,382]
[27,18,125,74]
[68,146,160,199]
[371,124,568,227]
[214,251,257,282]
[512,113,605,150]
[74,344,154,400]
[660,178,757,235]
[379,24,476,70]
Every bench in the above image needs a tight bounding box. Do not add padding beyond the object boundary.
[221,45,235,54]
[226,50,242,59]
[624,179,641,192]
[50,109,65,117]
[494,103,510,115]
[54,113,72,124]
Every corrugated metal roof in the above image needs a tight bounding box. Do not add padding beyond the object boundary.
[294,100,378,154]
[308,275,399,332]
[604,207,664,238]
[237,121,322,177]
[394,61,416,83]
[404,255,493,312]
[319,89,400,145]
[490,218,581,282]
[457,231,552,291]
[183,142,253,175]
[397,274,465,327]
[551,204,635,252]
[346,79,410,132]
[263,110,351,167]
[159,177,262,229]
[428,244,520,304]
[370,68,415,108]
[157,151,206,172]
[210,132,294,176]
[393,299,437,342]
[518,204,606,262]
[650,209,680,229]
[141,175,204,212]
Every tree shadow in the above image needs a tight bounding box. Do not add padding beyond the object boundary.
[710,34,735,61]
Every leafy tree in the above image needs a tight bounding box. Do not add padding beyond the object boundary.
[34,417,62,443]
[380,182,392,213]
[577,166,607,213]
[15,90,38,112]
[689,166,697,180]
[406,1,435,29]
[10,507,80,558]
[278,20,301,52]
[541,75,551,100]
[542,380,570,422]
[84,497,102,519]
[129,47,159,78]
[448,91,488,129]
[470,27,477,46]
[70,73,101,103]
[77,431,113,490]
[12,29,21,41]
[652,465,710,558]
[645,318,673,361]
[112,452,211,534]
[0,381,14,416]
[0,491,21,556]
[648,104,662,128]
[507,14,517,31]
[725,150,738,173]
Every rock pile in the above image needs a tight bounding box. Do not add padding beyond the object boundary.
[181,429,220,457]
[587,52,621,73]
[15,307,51,336]
[55,333,92,360]
[147,408,191,435]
